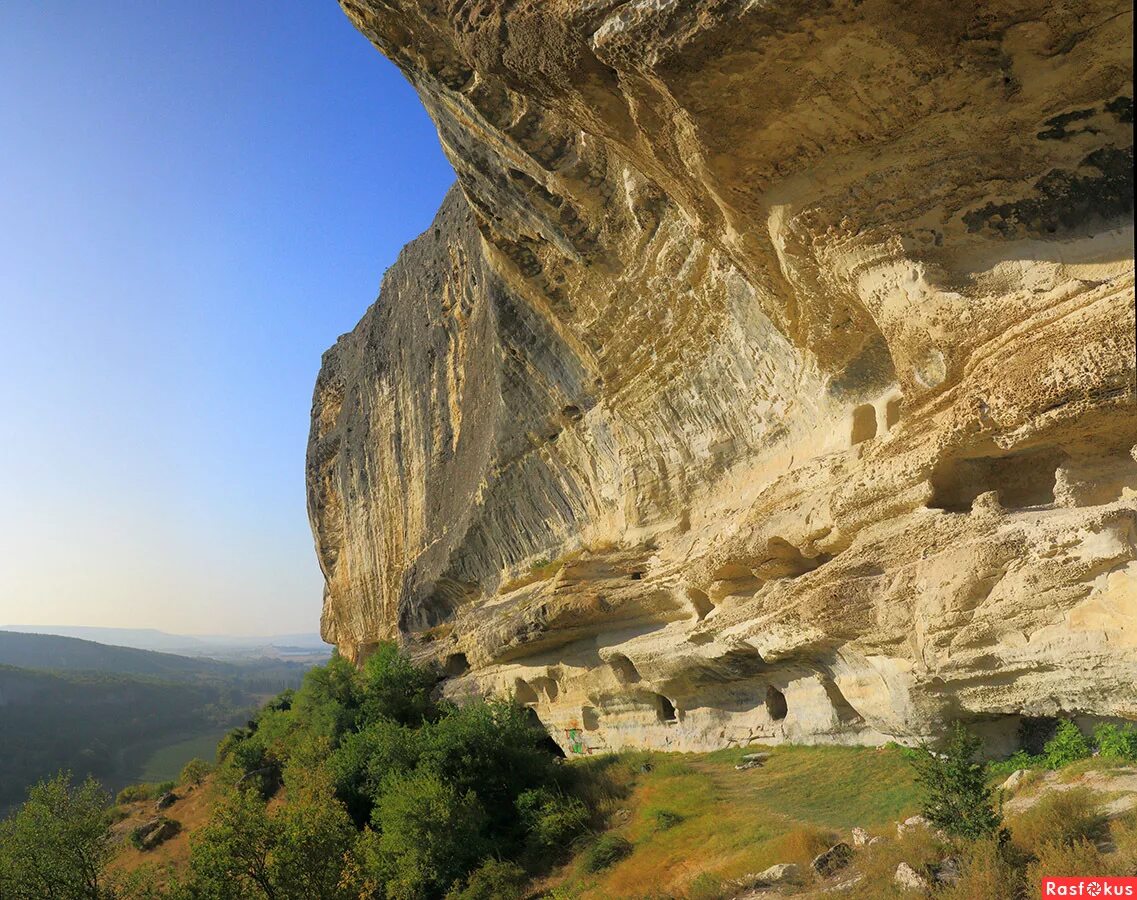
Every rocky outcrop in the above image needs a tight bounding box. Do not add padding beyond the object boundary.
[307,0,1136,754]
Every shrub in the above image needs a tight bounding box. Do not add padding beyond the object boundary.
[649,808,685,831]
[987,750,1045,777]
[371,770,489,898]
[116,783,157,804]
[180,757,213,786]
[1093,723,1137,761]
[585,834,633,872]
[1043,720,1090,768]
[938,838,1026,900]
[1009,787,1107,856]
[686,871,728,900]
[359,641,437,727]
[115,781,174,804]
[910,722,1003,840]
[1026,840,1111,898]
[517,787,590,851]
[445,858,528,900]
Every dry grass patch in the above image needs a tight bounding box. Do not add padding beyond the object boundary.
[1009,787,1108,856]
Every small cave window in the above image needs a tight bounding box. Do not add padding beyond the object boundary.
[514,679,539,705]
[444,653,470,676]
[885,397,902,430]
[655,694,678,724]
[608,654,641,684]
[562,404,583,422]
[765,685,788,722]
[582,706,601,731]
[850,403,878,445]
[629,570,644,581]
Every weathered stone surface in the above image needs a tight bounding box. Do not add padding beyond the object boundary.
[812,842,854,878]
[308,0,1136,754]
[894,862,930,892]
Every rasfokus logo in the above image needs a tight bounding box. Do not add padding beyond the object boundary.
[1042,878,1137,896]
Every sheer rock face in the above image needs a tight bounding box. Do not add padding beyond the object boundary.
[308,0,1136,753]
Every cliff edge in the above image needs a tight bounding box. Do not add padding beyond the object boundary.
[307,0,1136,753]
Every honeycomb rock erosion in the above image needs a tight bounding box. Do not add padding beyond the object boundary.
[308,0,1137,753]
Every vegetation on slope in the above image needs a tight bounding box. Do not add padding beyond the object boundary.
[0,635,316,811]
[3,645,1136,899]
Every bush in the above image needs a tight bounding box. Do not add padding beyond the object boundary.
[1026,840,1111,898]
[987,750,1045,777]
[585,834,633,872]
[180,757,213,786]
[1043,720,1090,768]
[359,642,437,727]
[910,722,1003,840]
[1009,787,1107,855]
[445,859,528,900]
[517,787,590,851]
[1093,723,1137,761]
[115,782,172,804]
[649,808,685,831]
[938,838,1025,900]
[371,770,489,898]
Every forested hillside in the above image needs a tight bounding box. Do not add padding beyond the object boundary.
[0,634,319,812]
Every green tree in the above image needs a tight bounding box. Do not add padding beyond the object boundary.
[187,769,359,900]
[370,770,488,899]
[359,642,437,727]
[180,757,213,787]
[910,723,1003,840]
[0,772,114,899]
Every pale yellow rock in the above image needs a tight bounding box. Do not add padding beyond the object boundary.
[307,0,1137,753]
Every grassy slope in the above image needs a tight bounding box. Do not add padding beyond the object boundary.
[548,745,921,898]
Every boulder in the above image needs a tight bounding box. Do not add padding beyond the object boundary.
[894,862,930,891]
[1000,769,1029,793]
[132,817,180,852]
[811,842,853,877]
[897,815,931,836]
[935,856,961,886]
[155,791,178,811]
[850,827,871,847]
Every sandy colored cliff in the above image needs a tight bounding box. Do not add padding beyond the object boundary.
[307,0,1136,754]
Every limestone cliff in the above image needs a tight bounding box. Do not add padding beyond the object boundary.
[307,0,1136,753]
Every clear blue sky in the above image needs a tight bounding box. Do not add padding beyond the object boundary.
[0,2,455,636]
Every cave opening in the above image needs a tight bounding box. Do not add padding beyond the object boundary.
[850,403,878,445]
[608,653,642,684]
[655,694,678,724]
[929,447,1066,512]
[443,653,470,676]
[765,685,788,721]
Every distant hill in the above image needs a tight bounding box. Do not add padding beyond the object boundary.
[0,631,231,678]
[0,625,328,660]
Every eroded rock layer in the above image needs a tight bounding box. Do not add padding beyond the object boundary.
[308,0,1137,753]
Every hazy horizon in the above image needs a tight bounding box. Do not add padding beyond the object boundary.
[0,2,455,634]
